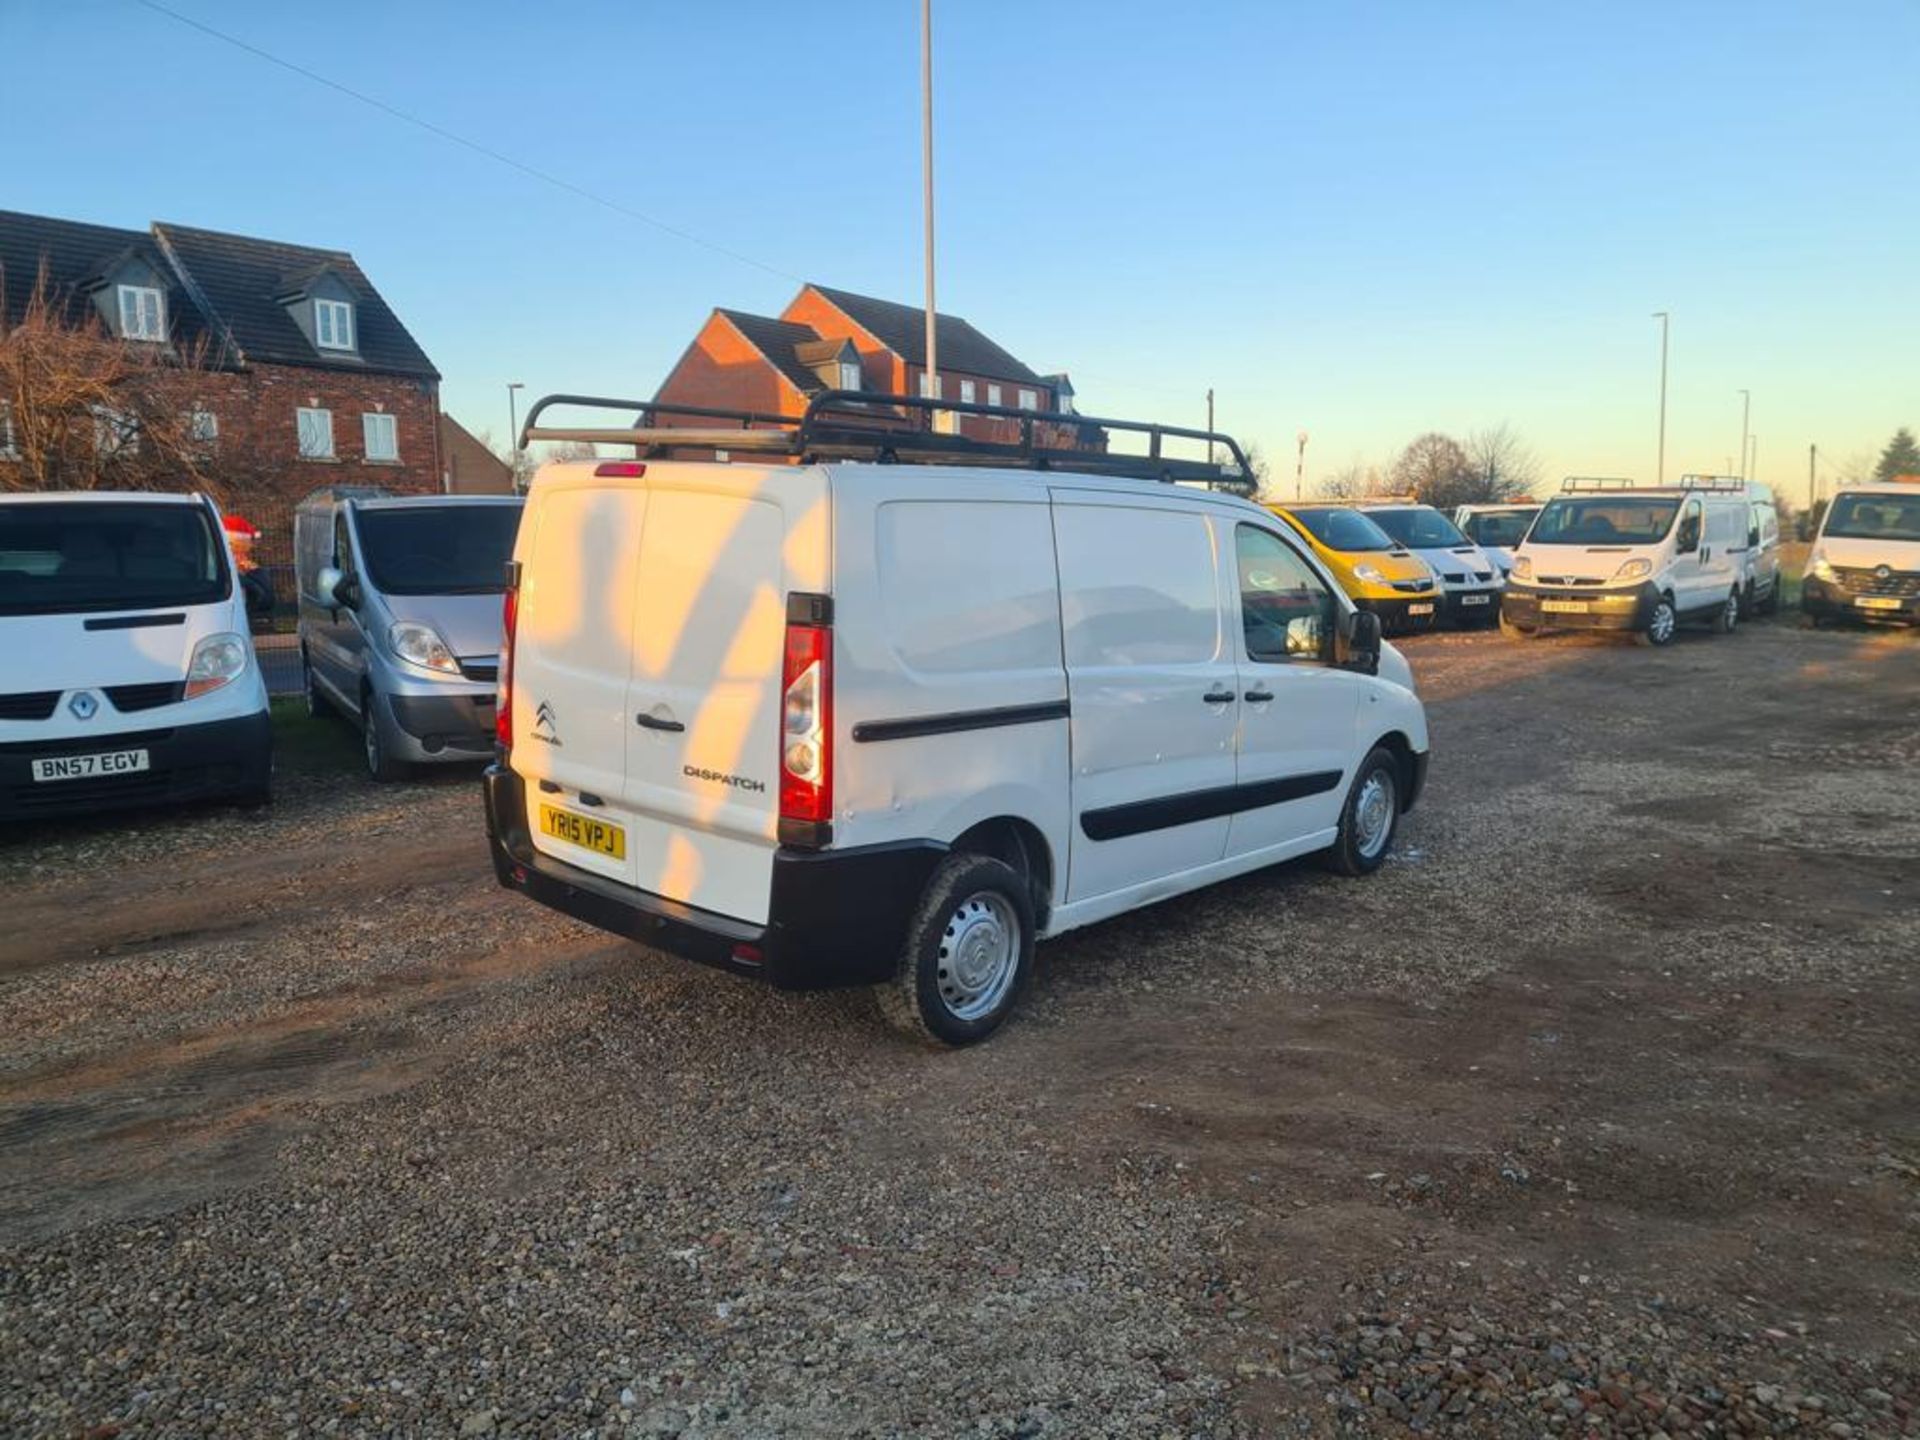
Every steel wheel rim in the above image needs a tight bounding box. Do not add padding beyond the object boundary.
[936,892,1019,1021]
[1355,768,1396,859]
[1725,593,1738,630]
[1650,603,1676,644]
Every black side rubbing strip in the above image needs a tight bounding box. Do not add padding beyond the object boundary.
[83,613,186,631]
[852,699,1070,744]
[1080,770,1343,842]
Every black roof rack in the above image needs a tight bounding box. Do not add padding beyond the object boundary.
[519,390,1257,495]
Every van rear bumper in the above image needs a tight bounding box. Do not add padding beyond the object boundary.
[483,765,942,991]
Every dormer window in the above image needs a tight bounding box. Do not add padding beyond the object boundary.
[117,284,165,341]
[315,298,354,351]
[838,360,862,392]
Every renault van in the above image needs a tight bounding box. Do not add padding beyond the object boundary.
[1501,477,1750,644]
[1353,501,1503,625]
[1267,503,1440,632]
[1738,482,1783,616]
[486,393,1431,1045]
[1802,482,1920,626]
[296,489,523,779]
[1452,502,1540,580]
[0,491,271,819]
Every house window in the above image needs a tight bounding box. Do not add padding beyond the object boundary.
[838,360,862,392]
[0,399,14,459]
[297,406,335,459]
[960,380,977,404]
[363,412,400,462]
[187,407,218,444]
[1058,392,1075,416]
[92,406,139,458]
[117,284,165,341]
[314,299,354,351]
[919,373,942,399]
[1018,388,1039,411]
[987,384,1002,407]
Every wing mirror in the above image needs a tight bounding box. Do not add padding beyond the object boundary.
[1338,608,1383,675]
[316,565,359,610]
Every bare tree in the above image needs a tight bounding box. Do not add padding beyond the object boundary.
[1314,459,1386,501]
[1236,439,1272,492]
[1463,422,1542,500]
[1,263,238,498]
[1388,432,1478,508]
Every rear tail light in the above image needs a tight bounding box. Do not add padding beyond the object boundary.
[496,567,520,751]
[779,596,832,844]
[594,461,647,478]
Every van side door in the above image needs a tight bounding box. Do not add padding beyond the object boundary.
[1226,523,1362,858]
[312,511,362,706]
[1053,493,1238,903]
[1670,497,1708,612]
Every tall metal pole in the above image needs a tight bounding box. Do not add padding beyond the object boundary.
[1296,430,1309,501]
[1652,312,1669,484]
[1808,443,1816,515]
[1738,388,1750,479]
[920,0,938,405]
[1205,388,1214,463]
[507,381,524,478]
[1748,435,1757,489]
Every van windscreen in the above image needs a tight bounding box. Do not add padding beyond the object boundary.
[355,505,523,595]
[1284,508,1398,551]
[0,501,228,616]
[1460,508,1539,547]
[1368,507,1469,548]
[1823,492,1920,542]
[1530,497,1679,545]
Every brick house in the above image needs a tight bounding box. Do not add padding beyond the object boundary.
[0,209,442,554]
[652,283,1094,450]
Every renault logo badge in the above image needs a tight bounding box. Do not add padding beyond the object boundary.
[69,691,99,721]
[1876,564,1893,581]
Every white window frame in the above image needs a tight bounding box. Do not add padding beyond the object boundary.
[117,284,165,341]
[837,360,862,392]
[0,399,15,459]
[314,299,355,351]
[187,406,218,445]
[1057,392,1074,416]
[1017,388,1039,411]
[297,406,335,459]
[959,380,977,404]
[986,384,1002,407]
[92,405,139,458]
[919,373,942,400]
[363,411,400,463]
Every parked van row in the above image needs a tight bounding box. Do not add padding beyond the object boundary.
[485,391,1432,1045]
[1500,476,1779,646]
[1266,499,1504,631]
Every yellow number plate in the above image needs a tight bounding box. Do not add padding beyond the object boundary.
[539,804,626,859]
[1542,599,1591,614]
[1855,596,1902,611]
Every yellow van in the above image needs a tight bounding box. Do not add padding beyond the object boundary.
[1267,503,1439,632]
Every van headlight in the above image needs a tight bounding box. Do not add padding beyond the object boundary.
[389,621,460,674]
[1353,563,1387,584]
[1511,555,1533,580]
[1807,553,1837,583]
[1611,558,1653,583]
[185,632,250,698]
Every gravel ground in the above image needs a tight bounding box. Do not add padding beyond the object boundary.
[1,619,1916,1438]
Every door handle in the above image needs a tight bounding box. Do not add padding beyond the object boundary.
[635,713,685,732]
[1244,689,1274,703]
[1202,688,1236,705]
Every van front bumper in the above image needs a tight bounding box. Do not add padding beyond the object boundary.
[1354,596,1440,633]
[1802,576,1919,624]
[1502,580,1658,632]
[483,765,943,991]
[0,709,272,822]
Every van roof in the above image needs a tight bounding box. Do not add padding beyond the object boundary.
[1832,481,1920,496]
[351,494,523,511]
[0,490,206,507]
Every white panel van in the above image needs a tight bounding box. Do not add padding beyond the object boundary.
[1501,477,1756,645]
[484,395,1431,1044]
[1802,482,1920,626]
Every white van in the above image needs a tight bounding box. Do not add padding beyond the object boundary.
[1452,502,1541,580]
[485,394,1431,1044]
[1736,481,1783,616]
[0,491,271,819]
[1501,476,1753,645]
[1802,482,1920,627]
[1353,500,1504,624]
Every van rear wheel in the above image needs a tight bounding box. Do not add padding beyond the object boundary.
[1323,746,1400,877]
[878,853,1035,1047]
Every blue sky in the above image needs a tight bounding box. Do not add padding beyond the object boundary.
[4,0,1915,500]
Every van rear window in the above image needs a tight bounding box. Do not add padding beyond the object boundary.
[355,505,522,595]
[0,501,228,616]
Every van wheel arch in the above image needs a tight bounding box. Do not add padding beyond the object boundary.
[950,816,1054,930]
[1370,731,1420,814]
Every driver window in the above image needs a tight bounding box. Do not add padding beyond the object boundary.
[332,515,355,577]
[1676,500,1702,553]
[1236,525,1336,664]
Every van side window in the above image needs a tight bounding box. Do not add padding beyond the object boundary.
[1236,525,1336,664]
[333,515,355,576]
[1748,504,1762,548]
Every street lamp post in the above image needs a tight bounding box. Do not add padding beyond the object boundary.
[1652,311,1670,484]
[1738,389,1750,480]
[506,382,525,486]
[920,0,938,405]
[1296,430,1309,500]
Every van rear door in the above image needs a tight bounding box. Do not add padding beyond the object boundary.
[514,463,828,926]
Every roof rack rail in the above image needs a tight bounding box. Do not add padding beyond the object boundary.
[1675,473,1749,492]
[518,390,1258,495]
[1560,476,1645,492]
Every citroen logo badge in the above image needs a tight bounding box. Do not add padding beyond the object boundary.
[69,691,99,721]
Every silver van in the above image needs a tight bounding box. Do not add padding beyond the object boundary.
[294,489,522,779]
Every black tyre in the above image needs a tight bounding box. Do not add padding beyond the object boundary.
[1636,593,1679,647]
[361,688,411,782]
[1713,589,1739,635]
[1499,613,1537,640]
[303,651,335,718]
[877,852,1035,1047]
[1323,746,1401,877]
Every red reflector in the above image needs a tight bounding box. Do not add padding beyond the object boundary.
[594,461,648,477]
[731,943,764,965]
